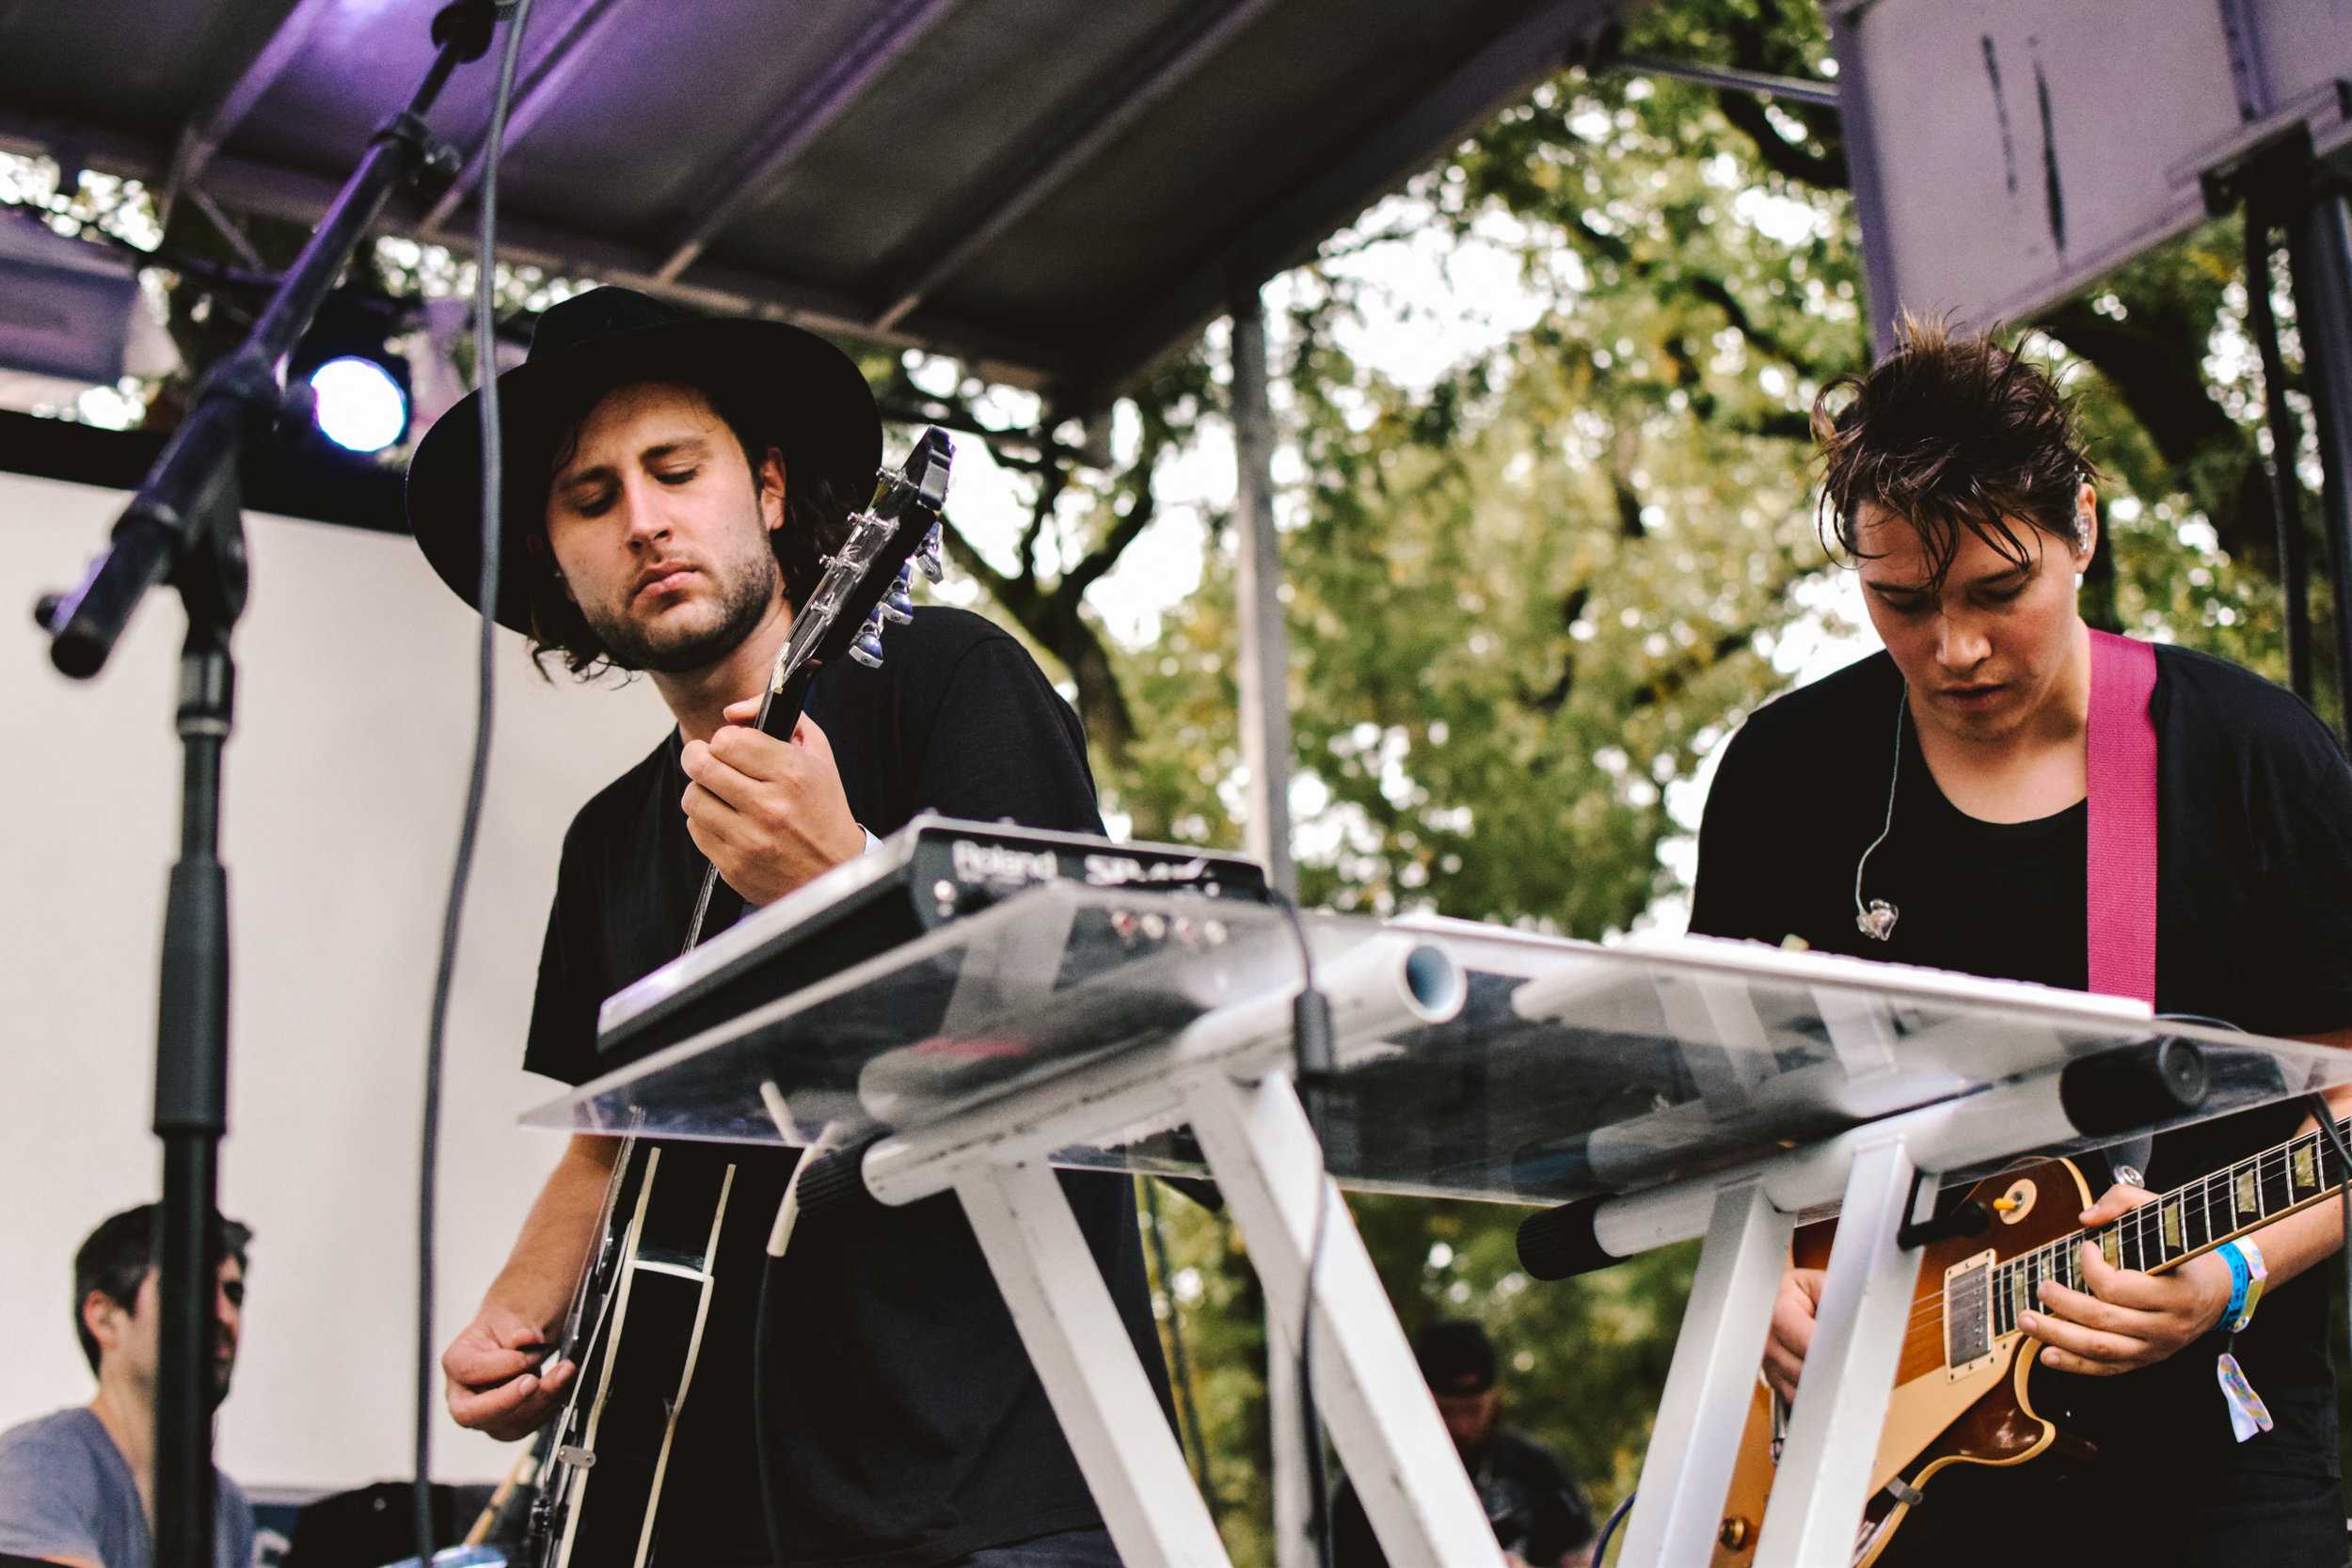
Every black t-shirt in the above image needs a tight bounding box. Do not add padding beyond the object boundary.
[525,607,1171,1568]
[1691,645,2352,1487]
[1330,1425,1594,1567]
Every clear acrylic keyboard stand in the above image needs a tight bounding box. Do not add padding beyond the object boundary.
[527,878,2352,1568]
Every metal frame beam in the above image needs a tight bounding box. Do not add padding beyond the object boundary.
[159,0,341,225]
[651,0,963,284]
[419,0,641,236]
[1609,51,1837,110]
[867,0,1279,334]
[1228,282,1296,897]
[1063,0,1613,407]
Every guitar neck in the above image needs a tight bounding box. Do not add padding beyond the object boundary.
[1987,1112,2352,1338]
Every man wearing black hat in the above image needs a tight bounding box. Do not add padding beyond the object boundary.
[409,287,1168,1568]
[1329,1321,1595,1568]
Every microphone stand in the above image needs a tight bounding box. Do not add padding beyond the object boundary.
[33,7,506,1566]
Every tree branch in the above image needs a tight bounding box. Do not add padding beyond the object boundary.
[1713,90,1848,189]
[935,517,1028,617]
[1685,274,1806,367]
[1063,490,1156,603]
[1018,456,1066,590]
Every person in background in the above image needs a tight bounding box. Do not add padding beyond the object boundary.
[0,1205,255,1568]
[1330,1319,1595,1568]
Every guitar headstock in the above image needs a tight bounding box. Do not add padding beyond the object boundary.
[771,427,953,700]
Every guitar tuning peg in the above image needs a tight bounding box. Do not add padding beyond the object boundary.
[878,581,914,625]
[848,627,887,669]
[914,524,945,583]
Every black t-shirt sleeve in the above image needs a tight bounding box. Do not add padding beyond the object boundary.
[1690,721,1781,942]
[904,632,1104,834]
[2233,692,2352,1035]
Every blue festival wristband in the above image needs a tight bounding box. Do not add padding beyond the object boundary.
[2217,1240,2252,1331]
[2230,1237,2267,1332]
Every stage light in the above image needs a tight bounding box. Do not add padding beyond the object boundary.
[309,355,409,453]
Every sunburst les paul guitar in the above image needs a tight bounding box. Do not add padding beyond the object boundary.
[522,429,956,1568]
[1710,1109,2352,1567]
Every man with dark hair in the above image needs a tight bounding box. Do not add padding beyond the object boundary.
[1330,1321,1594,1568]
[1691,316,2352,1562]
[0,1205,254,1568]
[408,287,1167,1568]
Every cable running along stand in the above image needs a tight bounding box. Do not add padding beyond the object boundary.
[32,8,510,1565]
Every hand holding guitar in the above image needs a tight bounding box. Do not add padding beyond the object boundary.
[680,702,865,907]
[2015,1182,2234,1376]
[1760,1266,1826,1402]
[443,1303,577,1441]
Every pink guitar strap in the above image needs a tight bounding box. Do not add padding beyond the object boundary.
[2086,629,2159,1006]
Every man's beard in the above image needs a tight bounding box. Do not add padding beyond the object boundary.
[586,546,781,673]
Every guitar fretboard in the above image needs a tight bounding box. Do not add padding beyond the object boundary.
[1989,1116,2352,1338]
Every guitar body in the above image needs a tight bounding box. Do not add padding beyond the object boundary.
[1710,1157,2098,1568]
[531,1143,736,1568]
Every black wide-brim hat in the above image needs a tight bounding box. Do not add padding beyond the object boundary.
[405,285,882,633]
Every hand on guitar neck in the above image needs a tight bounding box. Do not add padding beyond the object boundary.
[1762,1178,2236,1401]
[2015,1182,2233,1375]
[679,699,866,908]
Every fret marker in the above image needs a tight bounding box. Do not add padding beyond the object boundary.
[2162,1200,2183,1250]
[2236,1171,2258,1215]
[2100,1231,2120,1268]
[2296,1147,2319,1192]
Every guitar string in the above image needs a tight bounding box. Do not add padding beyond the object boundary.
[1883,1121,2351,1344]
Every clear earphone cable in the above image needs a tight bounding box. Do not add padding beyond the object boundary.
[1853,687,1907,933]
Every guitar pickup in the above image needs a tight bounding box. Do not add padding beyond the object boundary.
[1943,1249,1998,1378]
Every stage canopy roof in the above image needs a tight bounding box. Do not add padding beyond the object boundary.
[0,0,1635,408]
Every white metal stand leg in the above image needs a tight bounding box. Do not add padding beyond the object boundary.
[1184,1069,1501,1568]
[1751,1134,1929,1568]
[957,1161,1232,1568]
[1614,1177,1792,1568]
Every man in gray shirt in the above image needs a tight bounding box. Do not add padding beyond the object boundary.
[0,1205,256,1568]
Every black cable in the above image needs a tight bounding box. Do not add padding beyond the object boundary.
[418,4,533,1563]
[1589,1489,1635,1566]
[2155,1012,2247,1033]
[1141,1172,1224,1522]
[1261,886,1337,1568]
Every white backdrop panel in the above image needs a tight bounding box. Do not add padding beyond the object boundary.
[1,470,668,1491]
